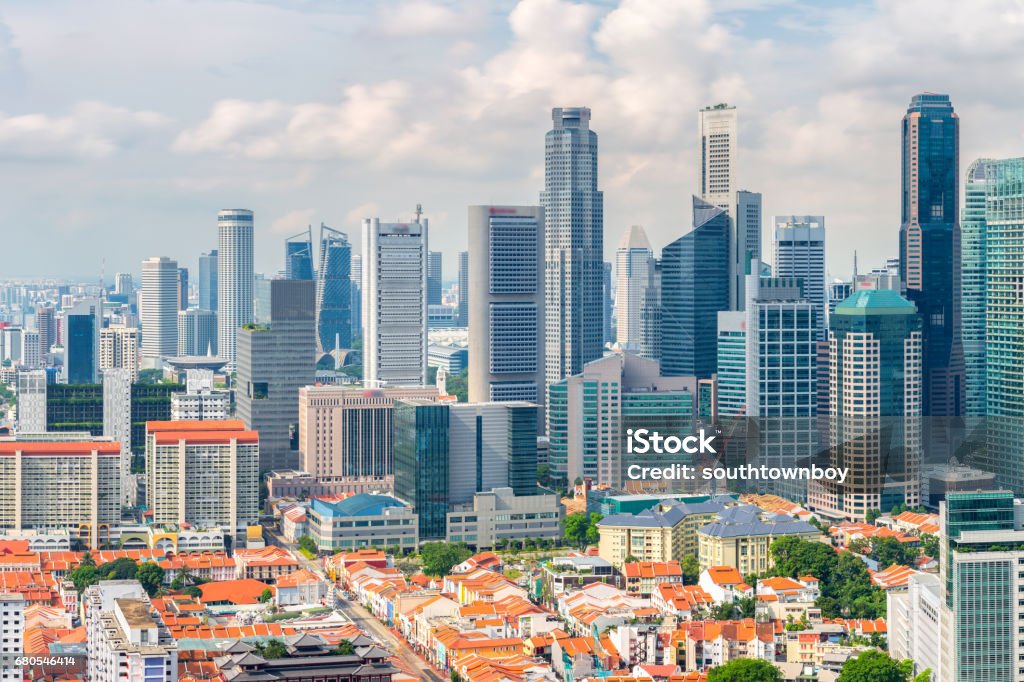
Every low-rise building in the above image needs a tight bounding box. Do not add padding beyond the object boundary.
[697,506,823,574]
[213,633,398,682]
[540,554,621,604]
[234,546,300,583]
[622,561,683,596]
[446,488,562,549]
[307,494,419,553]
[598,497,733,568]
[275,568,328,607]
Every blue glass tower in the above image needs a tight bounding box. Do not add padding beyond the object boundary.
[660,196,730,378]
[198,250,217,312]
[393,400,450,541]
[285,228,314,280]
[315,224,352,353]
[961,158,992,418]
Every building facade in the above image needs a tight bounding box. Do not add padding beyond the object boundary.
[217,209,255,365]
[84,580,177,682]
[100,326,140,381]
[177,308,217,357]
[316,224,353,354]
[698,104,737,213]
[773,216,826,341]
[307,494,419,553]
[614,225,655,350]
[447,487,562,549]
[961,158,992,419]
[140,256,179,360]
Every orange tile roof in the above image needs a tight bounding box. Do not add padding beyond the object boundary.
[623,561,683,579]
[147,419,246,432]
[235,546,299,567]
[276,568,322,587]
[197,579,273,605]
[0,441,121,455]
[703,566,744,586]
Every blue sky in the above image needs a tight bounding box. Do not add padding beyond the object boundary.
[2,0,1023,281]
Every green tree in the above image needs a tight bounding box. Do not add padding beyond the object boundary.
[450,669,461,682]
[298,535,318,556]
[919,534,939,558]
[184,585,203,599]
[136,562,165,596]
[865,508,881,524]
[67,565,100,593]
[837,650,912,682]
[563,512,603,550]
[769,536,837,582]
[261,639,289,659]
[872,537,918,569]
[333,639,356,655]
[80,551,96,568]
[446,369,469,402]
[258,587,274,603]
[912,670,932,682]
[681,555,700,584]
[707,658,783,681]
[420,542,473,577]
[537,464,552,488]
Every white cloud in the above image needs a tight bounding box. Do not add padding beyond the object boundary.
[270,208,317,235]
[377,0,465,36]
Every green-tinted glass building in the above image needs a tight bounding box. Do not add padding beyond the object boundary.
[961,159,993,418]
[393,400,450,541]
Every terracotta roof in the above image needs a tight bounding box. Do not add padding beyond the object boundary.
[703,566,744,586]
[276,568,322,588]
[146,419,246,432]
[0,441,121,455]
[197,579,273,605]
[623,561,683,579]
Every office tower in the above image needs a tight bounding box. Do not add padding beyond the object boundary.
[65,298,101,384]
[888,573,942,680]
[468,205,545,409]
[774,216,826,341]
[661,196,730,378]
[603,261,613,345]
[84,581,178,682]
[427,251,443,306]
[217,209,254,365]
[828,280,853,319]
[961,158,992,418]
[285,227,314,280]
[145,420,259,535]
[362,217,428,386]
[899,93,964,418]
[1,327,22,365]
[457,250,469,327]
[252,274,271,325]
[103,368,133,505]
[176,308,217,356]
[0,434,120,548]
[114,272,134,297]
[715,311,746,417]
[198,249,218,312]
[177,267,189,311]
[236,279,316,472]
[297,385,439,492]
[0,594,25,682]
[140,256,179,359]
[540,107,604,384]
[393,400,449,540]
[170,369,229,420]
[809,288,922,521]
[36,305,54,358]
[698,103,737,212]
[15,369,47,433]
[732,190,763,309]
[99,326,140,381]
[21,330,39,368]
[350,253,362,340]
[638,259,661,361]
[315,224,352,354]
[548,353,696,486]
[614,226,655,349]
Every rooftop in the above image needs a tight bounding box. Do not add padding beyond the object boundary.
[833,289,916,316]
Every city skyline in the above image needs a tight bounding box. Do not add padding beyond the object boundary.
[4,0,1024,280]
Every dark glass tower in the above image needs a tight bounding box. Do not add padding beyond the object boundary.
[315,224,352,353]
[898,93,964,418]
[285,228,314,281]
[393,400,450,541]
[660,196,730,378]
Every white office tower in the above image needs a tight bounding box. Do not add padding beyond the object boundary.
[84,580,177,682]
[15,369,47,433]
[217,209,255,365]
[698,104,737,213]
[887,573,942,680]
[362,216,428,386]
[614,225,655,350]
[773,216,826,340]
[177,308,217,356]
[100,326,140,382]
[21,330,40,368]
[170,369,229,421]
[468,205,545,410]
[0,594,25,681]
[140,256,179,360]
[103,368,134,506]
[114,272,134,297]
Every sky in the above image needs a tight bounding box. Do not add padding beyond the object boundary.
[2,0,1024,282]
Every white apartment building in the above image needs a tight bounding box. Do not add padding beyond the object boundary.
[84,580,177,682]
[217,209,254,365]
[614,225,655,350]
[100,326,140,381]
[102,368,134,506]
[170,369,229,420]
[0,594,25,682]
[15,369,46,433]
[887,573,942,680]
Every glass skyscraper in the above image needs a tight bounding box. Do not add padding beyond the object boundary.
[961,158,992,418]
[393,400,450,541]
[315,224,352,353]
[285,227,314,281]
[661,196,730,378]
[198,249,217,312]
[540,107,604,384]
[427,251,442,306]
[898,93,964,418]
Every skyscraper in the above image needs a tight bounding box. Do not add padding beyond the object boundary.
[140,256,179,360]
[899,93,964,418]
[467,205,545,409]
[732,190,763,309]
[36,306,54,360]
[661,196,730,378]
[698,104,737,213]
[540,107,604,384]
[285,227,314,280]
[236,279,316,472]
[177,267,189,311]
[457,251,469,327]
[65,298,101,384]
[99,326,140,381]
[315,224,352,354]
[427,251,443,306]
[113,272,133,297]
[961,158,992,418]
[393,400,449,540]
[217,209,254,365]
[773,216,826,341]
[177,308,217,356]
[362,217,428,386]
[102,367,133,505]
[350,253,363,340]
[614,225,655,350]
[198,249,218,312]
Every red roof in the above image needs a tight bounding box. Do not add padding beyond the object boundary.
[0,441,121,455]
[146,419,246,432]
[197,579,273,605]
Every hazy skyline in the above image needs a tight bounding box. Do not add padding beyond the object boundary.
[2,0,1024,280]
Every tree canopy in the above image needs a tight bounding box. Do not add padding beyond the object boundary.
[420,542,473,576]
[563,512,602,550]
[707,658,783,682]
[837,650,914,682]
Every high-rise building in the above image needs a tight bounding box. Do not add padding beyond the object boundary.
[467,205,545,410]
[140,256,179,360]
[715,311,746,417]
[177,308,217,356]
[427,251,443,306]
[84,581,177,682]
[350,253,363,340]
[217,209,254,365]
[177,267,189,311]
[541,107,604,385]
[236,279,316,472]
[285,227,314,280]
[114,272,134,297]
[170,369,229,421]
[145,420,259,536]
[315,224,352,354]
[0,434,121,548]
[362,217,428,386]
[198,249,218,312]
[15,369,47,433]
[899,93,964,418]
[457,250,469,327]
[614,226,655,350]
[638,259,662,361]
[36,305,54,359]
[808,288,922,521]
[548,353,696,486]
[393,400,449,540]
[0,594,25,682]
[603,261,613,345]
[102,368,133,506]
[698,104,737,213]
[961,158,992,418]
[99,326,140,381]
[828,280,853,319]
[773,216,826,341]
[732,190,763,309]
[65,298,101,384]
[661,197,730,378]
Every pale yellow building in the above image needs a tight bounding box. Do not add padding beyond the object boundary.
[697,505,824,575]
[598,497,733,568]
